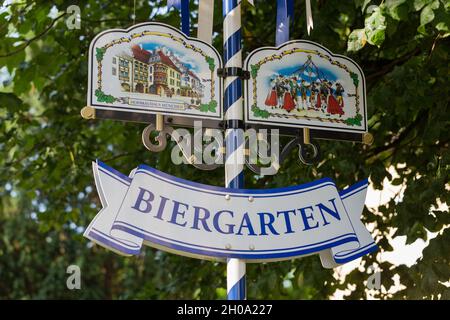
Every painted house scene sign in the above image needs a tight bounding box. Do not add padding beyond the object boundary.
[245,40,367,134]
[88,22,223,120]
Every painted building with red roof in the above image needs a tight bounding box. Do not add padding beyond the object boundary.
[112,44,203,100]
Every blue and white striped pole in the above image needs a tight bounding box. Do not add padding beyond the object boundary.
[223,0,246,300]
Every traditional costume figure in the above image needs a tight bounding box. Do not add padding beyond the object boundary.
[289,77,298,109]
[276,76,285,108]
[298,80,309,110]
[310,82,317,108]
[282,80,295,112]
[335,82,345,109]
[294,78,302,110]
[264,78,278,107]
[318,81,328,111]
[306,81,312,108]
[326,81,344,116]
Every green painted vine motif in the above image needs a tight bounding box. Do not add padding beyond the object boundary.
[250,64,260,79]
[96,48,106,62]
[252,105,270,118]
[344,113,363,126]
[95,89,116,103]
[200,100,217,113]
[205,56,215,72]
[350,72,359,87]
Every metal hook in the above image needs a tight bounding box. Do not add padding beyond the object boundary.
[298,128,320,165]
[298,141,320,165]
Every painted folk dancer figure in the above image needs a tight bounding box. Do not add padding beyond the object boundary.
[326,81,344,116]
[289,76,298,108]
[264,74,345,116]
[282,78,296,112]
[310,81,318,109]
[265,77,278,107]
[297,79,309,111]
[276,75,285,108]
[335,82,345,109]
[317,80,328,111]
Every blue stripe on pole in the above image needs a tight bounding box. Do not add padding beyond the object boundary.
[223,0,239,17]
[223,29,242,63]
[168,0,190,36]
[223,78,242,111]
[287,0,294,24]
[228,172,244,189]
[181,0,190,36]
[227,275,246,300]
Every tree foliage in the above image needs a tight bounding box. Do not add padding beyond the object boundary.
[0,0,449,299]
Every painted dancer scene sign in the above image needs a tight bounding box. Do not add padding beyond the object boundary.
[88,22,222,120]
[85,161,377,267]
[245,41,367,133]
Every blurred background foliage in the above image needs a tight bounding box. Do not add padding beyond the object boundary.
[0,0,449,299]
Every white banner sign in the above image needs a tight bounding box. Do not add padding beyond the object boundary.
[84,161,377,268]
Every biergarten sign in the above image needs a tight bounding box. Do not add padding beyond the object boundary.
[85,161,377,267]
[81,0,378,300]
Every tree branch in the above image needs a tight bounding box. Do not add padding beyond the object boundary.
[365,48,421,84]
[0,12,66,58]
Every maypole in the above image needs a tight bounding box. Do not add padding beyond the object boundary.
[223,0,246,300]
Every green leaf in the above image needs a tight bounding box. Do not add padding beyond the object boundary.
[421,4,436,26]
[413,0,433,11]
[419,0,440,31]
[347,29,367,52]
[364,7,386,46]
[385,0,409,21]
